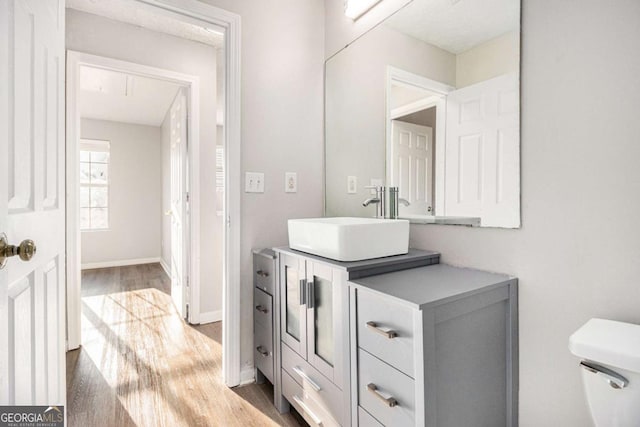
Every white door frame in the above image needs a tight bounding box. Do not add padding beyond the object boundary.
[385,66,454,216]
[66,51,199,335]
[65,0,243,388]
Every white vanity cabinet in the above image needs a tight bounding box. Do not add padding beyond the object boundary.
[349,265,518,427]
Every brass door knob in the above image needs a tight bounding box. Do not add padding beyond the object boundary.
[0,233,37,269]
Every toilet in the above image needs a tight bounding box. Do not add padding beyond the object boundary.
[569,318,640,427]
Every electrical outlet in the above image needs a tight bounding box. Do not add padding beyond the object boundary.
[347,176,357,194]
[245,172,265,193]
[285,172,297,193]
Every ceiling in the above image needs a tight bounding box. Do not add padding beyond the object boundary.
[79,66,183,126]
[384,0,519,54]
[66,0,224,48]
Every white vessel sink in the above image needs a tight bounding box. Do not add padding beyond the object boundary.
[288,217,410,262]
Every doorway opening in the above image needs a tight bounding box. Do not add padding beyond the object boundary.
[64,0,243,389]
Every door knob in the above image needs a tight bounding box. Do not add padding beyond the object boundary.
[0,233,37,269]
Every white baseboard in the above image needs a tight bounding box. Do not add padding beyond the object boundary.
[239,366,255,385]
[199,310,222,324]
[159,258,171,278]
[81,257,161,270]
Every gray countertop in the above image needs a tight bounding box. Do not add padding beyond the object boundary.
[349,263,516,310]
[273,247,440,279]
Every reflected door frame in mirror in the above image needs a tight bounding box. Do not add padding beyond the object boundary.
[385,66,454,217]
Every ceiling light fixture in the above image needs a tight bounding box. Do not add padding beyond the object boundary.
[344,0,383,20]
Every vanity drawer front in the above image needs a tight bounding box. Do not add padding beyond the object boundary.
[359,407,384,427]
[254,254,275,295]
[282,343,344,424]
[254,322,273,383]
[253,288,273,330]
[357,289,416,377]
[282,370,340,427]
[358,349,415,427]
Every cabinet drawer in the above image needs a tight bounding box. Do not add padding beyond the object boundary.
[254,322,273,383]
[254,288,273,330]
[254,254,275,295]
[282,370,340,427]
[358,349,415,427]
[359,407,383,427]
[282,343,344,425]
[357,289,416,377]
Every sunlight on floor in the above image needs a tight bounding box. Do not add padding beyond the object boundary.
[67,265,303,427]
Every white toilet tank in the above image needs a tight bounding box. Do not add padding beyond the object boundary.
[569,318,640,427]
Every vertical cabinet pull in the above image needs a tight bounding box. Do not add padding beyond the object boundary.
[255,305,268,314]
[366,321,398,339]
[299,279,307,305]
[307,280,315,309]
[367,383,398,408]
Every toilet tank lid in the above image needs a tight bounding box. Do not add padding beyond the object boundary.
[569,318,640,373]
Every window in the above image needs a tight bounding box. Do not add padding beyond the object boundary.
[80,139,110,230]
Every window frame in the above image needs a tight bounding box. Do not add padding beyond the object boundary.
[79,139,111,232]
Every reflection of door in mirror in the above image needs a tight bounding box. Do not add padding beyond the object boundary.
[390,120,433,215]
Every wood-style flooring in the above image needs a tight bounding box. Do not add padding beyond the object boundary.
[66,263,305,427]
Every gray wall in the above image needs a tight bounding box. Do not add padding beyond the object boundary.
[196,0,326,377]
[327,0,640,425]
[80,119,162,265]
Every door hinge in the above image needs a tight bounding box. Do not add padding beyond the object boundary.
[226,215,231,228]
[186,192,190,203]
[186,303,190,321]
[186,276,190,288]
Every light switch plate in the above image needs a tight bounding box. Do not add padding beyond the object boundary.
[245,172,265,193]
[285,172,297,193]
[347,176,357,194]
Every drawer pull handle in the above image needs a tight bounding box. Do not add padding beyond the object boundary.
[366,321,398,339]
[292,366,322,392]
[255,305,269,314]
[292,395,323,426]
[256,346,269,357]
[256,270,269,278]
[367,383,398,408]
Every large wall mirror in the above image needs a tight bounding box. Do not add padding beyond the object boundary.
[325,0,521,228]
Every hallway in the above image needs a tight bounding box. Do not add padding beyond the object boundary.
[66,264,304,426]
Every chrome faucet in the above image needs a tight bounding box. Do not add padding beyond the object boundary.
[362,186,410,218]
[362,186,384,218]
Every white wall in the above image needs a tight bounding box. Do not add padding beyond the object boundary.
[327,0,640,425]
[80,119,162,265]
[456,30,520,88]
[67,9,222,316]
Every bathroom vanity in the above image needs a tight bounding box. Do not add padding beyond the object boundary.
[258,247,518,427]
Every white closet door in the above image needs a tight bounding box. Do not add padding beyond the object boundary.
[390,120,434,215]
[444,73,520,227]
[0,0,66,405]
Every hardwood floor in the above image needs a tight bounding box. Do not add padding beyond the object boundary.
[67,263,305,427]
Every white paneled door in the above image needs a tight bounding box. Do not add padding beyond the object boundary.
[444,73,520,227]
[169,89,188,318]
[390,120,434,216]
[0,0,66,406]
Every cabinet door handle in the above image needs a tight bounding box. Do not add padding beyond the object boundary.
[256,346,269,357]
[367,383,398,408]
[256,270,269,278]
[292,366,321,392]
[292,395,323,426]
[299,279,306,305]
[307,280,315,309]
[366,321,398,339]
[255,305,268,314]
